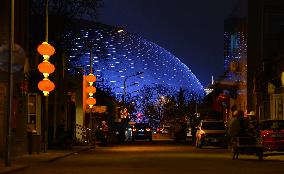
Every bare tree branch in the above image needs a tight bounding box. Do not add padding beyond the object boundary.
[31,0,103,20]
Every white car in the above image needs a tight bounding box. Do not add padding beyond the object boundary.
[161,126,171,134]
[195,120,227,148]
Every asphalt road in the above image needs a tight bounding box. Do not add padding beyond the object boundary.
[16,134,284,174]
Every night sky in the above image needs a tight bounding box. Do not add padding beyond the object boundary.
[98,0,241,87]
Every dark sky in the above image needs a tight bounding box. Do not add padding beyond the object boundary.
[98,0,240,87]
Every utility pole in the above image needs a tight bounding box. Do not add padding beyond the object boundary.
[5,0,14,167]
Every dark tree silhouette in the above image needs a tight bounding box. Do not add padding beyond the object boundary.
[30,0,103,19]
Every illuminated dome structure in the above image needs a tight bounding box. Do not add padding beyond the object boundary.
[62,23,204,99]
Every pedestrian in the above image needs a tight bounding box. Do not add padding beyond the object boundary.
[228,111,241,138]
[100,121,109,146]
[26,121,36,154]
[237,110,249,137]
[247,111,259,137]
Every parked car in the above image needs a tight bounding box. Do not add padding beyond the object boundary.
[259,120,284,151]
[195,120,227,148]
[156,127,163,134]
[125,124,133,141]
[161,126,171,134]
[132,123,152,142]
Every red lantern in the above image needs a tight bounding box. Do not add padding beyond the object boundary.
[86,86,96,94]
[86,97,96,108]
[85,73,96,83]
[37,42,55,57]
[38,79,55,96]
[38,61,55,75]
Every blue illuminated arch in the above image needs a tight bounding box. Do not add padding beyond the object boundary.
[62,23,204,99]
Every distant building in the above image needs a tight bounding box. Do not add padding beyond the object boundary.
[223,16,247,113]
[205,0,247,121]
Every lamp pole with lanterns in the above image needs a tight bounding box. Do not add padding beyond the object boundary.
[85,46,96,144]
[37,0,55,153]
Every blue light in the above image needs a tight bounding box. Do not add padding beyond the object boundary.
[61,24,205,99]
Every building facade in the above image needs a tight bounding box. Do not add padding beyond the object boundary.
[208,2,248,122]
[248,0,284,120]
[0,0,30,157]
[223,16,247,117]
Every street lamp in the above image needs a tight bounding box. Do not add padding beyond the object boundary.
[120,72,143,122]
[5,0,14,167]
[85,46,96,144]
[85,47,96,109]
[37,0,55,153]
[123,71,143,104]
[281,72,284,86]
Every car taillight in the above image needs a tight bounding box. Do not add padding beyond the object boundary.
[146,128,151,132]
[261,132,275,142]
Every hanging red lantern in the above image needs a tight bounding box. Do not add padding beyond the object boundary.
[86,86,96,95]
[86,97,96,108]
[38,79,55,96]
[85,73,96,83]
[37,42,55,57]
[38,61,55,75]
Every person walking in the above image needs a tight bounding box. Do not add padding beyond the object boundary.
[228,111,241,138]
[100,121,109,146]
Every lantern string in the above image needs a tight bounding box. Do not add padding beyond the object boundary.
[90,46,92,74]
[45,0,49,42]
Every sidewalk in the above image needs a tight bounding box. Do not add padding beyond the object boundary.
[263,151,284,161]
[0,146,93,174]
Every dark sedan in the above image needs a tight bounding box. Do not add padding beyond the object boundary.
[132,123,152,142]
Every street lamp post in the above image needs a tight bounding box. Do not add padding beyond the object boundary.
[121,72,143,122]
[122,72,143,105]
[5,0,14,167]
[85,46,96,145]
[37,0,56,153]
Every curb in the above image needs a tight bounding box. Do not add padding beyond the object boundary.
[0,165,29,174]
[0,146,94,174]
[43,146,94,163]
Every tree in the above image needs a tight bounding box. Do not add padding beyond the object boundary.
[136,85,175,127]
[137,85,155,124]
[30,0,103,20]
[176,88,187,118]
[161,96,176,125]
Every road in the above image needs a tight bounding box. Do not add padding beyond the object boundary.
[16,134,284,174]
